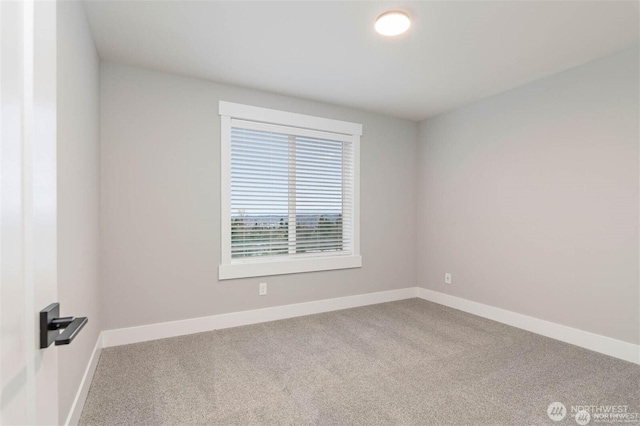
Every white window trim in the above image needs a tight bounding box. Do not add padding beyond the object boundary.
[219,101,362,280]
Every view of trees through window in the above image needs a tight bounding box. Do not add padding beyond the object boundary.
[231,213,343,258]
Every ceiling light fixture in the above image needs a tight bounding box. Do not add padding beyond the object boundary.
[375,10,411,36]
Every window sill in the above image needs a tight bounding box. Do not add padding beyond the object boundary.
[219,255,362,280]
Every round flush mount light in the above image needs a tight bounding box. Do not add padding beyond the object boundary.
[375,10,411,36]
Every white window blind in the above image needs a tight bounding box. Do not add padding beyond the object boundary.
[230,122,354,259]
[219,102,362,280]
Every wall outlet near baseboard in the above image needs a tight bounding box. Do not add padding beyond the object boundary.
[445,273,452,284]
[259,282,267,295]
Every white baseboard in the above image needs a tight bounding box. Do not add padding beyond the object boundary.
[65,333,103,426]
[98,286,638,365]
[417,287,640,365]
[102,287,418,348]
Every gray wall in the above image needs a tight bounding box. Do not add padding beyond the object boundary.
[57,2,101,423]
[99,62,418,331]
[417,48,639,344]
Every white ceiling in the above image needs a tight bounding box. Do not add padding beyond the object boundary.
[83,1,639,121]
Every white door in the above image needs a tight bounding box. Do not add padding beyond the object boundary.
[1,0,59,424]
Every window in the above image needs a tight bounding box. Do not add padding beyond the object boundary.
[219,102,362,279]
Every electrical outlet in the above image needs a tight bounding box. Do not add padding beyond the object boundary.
[259,282,267,295]
[445,273,452,284]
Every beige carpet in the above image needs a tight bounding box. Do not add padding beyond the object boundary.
[79,299,640,425]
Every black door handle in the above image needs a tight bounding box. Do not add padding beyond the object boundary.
[55,317,88,346]
[40,303,88,348]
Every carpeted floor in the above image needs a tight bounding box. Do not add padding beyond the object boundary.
[79,299,640,425]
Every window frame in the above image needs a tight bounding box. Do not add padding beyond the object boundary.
[219,101,362,280]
